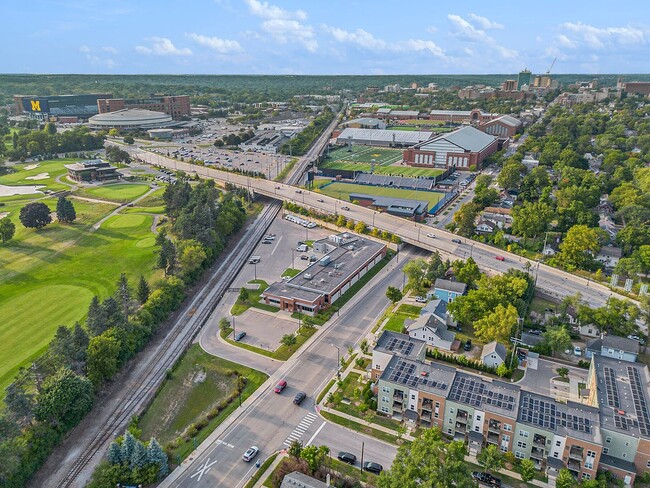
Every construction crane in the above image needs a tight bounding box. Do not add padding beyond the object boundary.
[546,57,557,74]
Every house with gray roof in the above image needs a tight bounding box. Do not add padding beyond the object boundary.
[407,314,457,352]
[280,471,330,488]
[481,341,507,368]
[432,278,467,303]
[586,335,639,363]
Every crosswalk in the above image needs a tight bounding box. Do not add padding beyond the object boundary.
[282,412,317,447]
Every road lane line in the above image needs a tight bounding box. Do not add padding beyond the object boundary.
[305,421,326,447]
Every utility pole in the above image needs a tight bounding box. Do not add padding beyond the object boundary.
[231,314,236,339]
[360,441,365,473]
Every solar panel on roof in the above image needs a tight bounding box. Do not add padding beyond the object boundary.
[628,366,650,436]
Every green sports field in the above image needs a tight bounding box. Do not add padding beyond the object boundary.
[319,182,444,208]
[322,145,443,177]
[0,177,164,395]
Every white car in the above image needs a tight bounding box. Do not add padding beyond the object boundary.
[243,446,259,462]
[574,346,582,357]
[426,233,435,238]
[415,296,427,303]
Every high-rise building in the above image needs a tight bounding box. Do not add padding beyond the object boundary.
[517,69,532,90]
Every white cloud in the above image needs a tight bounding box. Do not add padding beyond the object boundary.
[556,34,577,48]
[187,33,243,53]
[135,37,192,56]
[245,0,306,20]
[448,14,518,60]
[321,25,446,59]
[468,13,504,30]
[101,46,118,54]
[559,21,647,49]
[79,45,91,53]
[245,0,316,52]
[78,45,116,68]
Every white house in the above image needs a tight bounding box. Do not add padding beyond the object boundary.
[585,334,639,362]
[407,315,456,351]
[595,245,623,269]
[481,341,507,368]
[476,220,496,234]
[419,298,456,327]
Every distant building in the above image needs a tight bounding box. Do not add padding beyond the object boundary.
[407,314,457,351]
[97,95,190,119]
[476,220,497,234]
[340,117,386,129]
[336,128,433,147]
[595,246,623,269]
[65,159,121,182]
[88,108,178,130]
[618,78,650,97]
[239,129,298,153]
[348,193,429,221]
[432,278,467,303]
[501,80,517,92]
[479,115,522,138]
[14,93,112,121]
[403,126,501,171]
[518,69,532,90]
[481,341,507,368]
[428,108,497,125]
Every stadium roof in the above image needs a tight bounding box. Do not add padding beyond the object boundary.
[89,108,176,129]
[419,126,497,153]
[337,127,433,145]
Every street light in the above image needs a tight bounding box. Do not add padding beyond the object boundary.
[231,313,236,339]
[331,344,340,378]
[254,261,257,281]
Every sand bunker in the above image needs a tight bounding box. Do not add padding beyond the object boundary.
[0,212,8,219]
[25,172,49,181]
[24,164,40,170]
[0,184,44,197]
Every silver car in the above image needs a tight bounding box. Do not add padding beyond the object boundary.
[243,446,259,462]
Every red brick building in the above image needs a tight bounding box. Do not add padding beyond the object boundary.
[479,115,522,138]
[97,95,191,119]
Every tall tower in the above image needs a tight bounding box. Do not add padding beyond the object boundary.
[517,69,532,91]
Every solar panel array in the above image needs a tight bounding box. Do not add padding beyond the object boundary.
[520,395,592,434]
[448,376,516,411]
[614,414,628,431]
[386,359,448,391]
[384,337,415,356]
[627,366,650,436]
[604,367,621,409]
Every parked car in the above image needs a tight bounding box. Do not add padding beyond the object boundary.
[293,391,306,405]
[451,238,462,244]
[495,255,506,261]
[274,379,287,393]
[415,296,427,303]
[242,446,259,462]
[337,451,357,465]
[574,346,582,357]
[300,255,309,260]
[455,325,462,332]
[262,240,272,244]
[528,329,543,335]
[234,331,246,341]
[463,339,472,351]
[362,461,383,474]
[295,190,302,194]
[472,471,501,487]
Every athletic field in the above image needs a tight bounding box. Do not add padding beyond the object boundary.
[319,182,444,208]
[322,145,443,177]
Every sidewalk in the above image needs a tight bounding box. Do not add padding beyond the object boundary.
[252,452,286,488]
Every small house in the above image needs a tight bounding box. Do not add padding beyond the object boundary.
[432,278,467,303]
[481,341,507,368]
[585,334,639,362]
[407,315,456,352]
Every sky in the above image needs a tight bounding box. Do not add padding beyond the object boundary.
[2,0,649,75]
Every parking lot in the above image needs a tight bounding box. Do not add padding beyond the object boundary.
[233,309,299,350]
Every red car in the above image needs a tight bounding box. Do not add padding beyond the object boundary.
[274,379,287,393]
[495,255,505,261]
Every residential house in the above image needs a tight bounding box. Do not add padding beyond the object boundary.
[476,220,497,234]
[280,471,330,488]
[585,335,639,363]
[596,246,623,269]
[407,314,457,352]
[482,342,507,368]
[420,298,457,327]
[432,279,467,303]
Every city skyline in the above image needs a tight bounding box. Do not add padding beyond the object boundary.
[3,0,649,75]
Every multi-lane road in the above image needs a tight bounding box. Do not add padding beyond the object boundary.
[133,149,629,311]
[161,246,429,488]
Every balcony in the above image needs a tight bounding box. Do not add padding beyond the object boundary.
[421,411,432,421]
[422,399,433,411]
[531,447,545,460]
[533,434,547,447]
[393,402,404,412]
[486,432,499,445]
[488,420,501,434]
[455,421,468,432]
[456,410,468,422]
[393,392,404,402]
[567,459,581,473]
[569,446,584,461]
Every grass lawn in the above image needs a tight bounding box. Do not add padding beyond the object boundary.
[138,344,267,461]
[243,453,278,488]
[384,314,409,333]
[0,198,162,395]
[327,145,403,165]
[396,304,423,316]
[262,456,377,488]
[74,183,151,203]
[230,280,270,315]
[281,268,301,278]
[0,159,76,192]
[134,186,166,207]
[321,411,399,444]
[319,182,444,208]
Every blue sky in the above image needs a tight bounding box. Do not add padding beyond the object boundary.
[2,0,648,74]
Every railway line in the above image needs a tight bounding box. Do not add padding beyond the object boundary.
[57,201,281,487]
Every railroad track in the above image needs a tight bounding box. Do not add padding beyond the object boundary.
[58,201,281,487]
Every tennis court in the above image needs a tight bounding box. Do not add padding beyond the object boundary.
[319,182,445,209]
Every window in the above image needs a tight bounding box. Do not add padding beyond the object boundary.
[519,430,529,438]
[447,429,452,434]
[450,408,455,413]
[411,394,416,400]
[582,473,591,480]
[517,441,527,449]
[501,445,508,452]
[376,365,381,371]
[475,426,480,432]
[556,441,561,447]
[625,441,630,447]
[449,419,453,424]
[622,453,627,458]
[603,448,609,455]
[382,386,389,393]
[515,451,525,459]
[503,435,510,443]
[410,405,415,410]
[646,460,650,469]
[503,424,512,432]
[553,452,559,458]
[382,396,389,403]
[606,436,612,443]
[381,406,389,413]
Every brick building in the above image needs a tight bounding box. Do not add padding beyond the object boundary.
[428,108,497,124]
[97,95,191,119]
[479,115,522,138]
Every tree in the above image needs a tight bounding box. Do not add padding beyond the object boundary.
[147,438,168,477]
[477,444,504,475]
[497,161,525,190]
[157,239,177,276]
[354,221,367,234]
[453,202,480,237]
[288,440,303,459]
[556,367,569,379]
[123,135,135,145]
[556,468,578,488]
[87,296,108,336]
[403,258,427,290]
[219,317,231,331]
[131,441,149,469]
[4,382,35,426]
[107,441,123,465]
[519,459,536,482]
[136,275,150,304]
[336,214,347,227]
[543,325,572,357]
[300,444,329,474]
[114,273,132,317]
[121,431,137,467]
[19,202,52,229]
[452,257,480,288]
[86,332,121,386]
[238,287,250,302]
[474,304,519,343]
[426,251,448,283]
[45,122,57,135]
[56,196,76,223]
[0,216,15,243]
[178,240,207,278]
[360,338,369,355]
[386,286,403,304]
[35,368,94,430]
[558,225,604,270]
[511,201,553,238]
[281,334,297,347]
[378,428,474,488]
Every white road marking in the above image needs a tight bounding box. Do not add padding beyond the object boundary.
[216,439,234,449]
[305,421,326,447]
[190,457,218,482]
[271,235,283,255]
[282,412,318,447]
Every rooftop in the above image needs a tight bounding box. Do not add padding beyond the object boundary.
[375,330,426,360]
[592,355,650,439]
[434,278,467,295]
[488,114,522,127]
[587,335,639,354]
[482,341,507,359]
[337,127,433,145]
[64,159,116,171]
[381,355,457,395]
[348,193,429,215]
[280,471,330,488]
[518,391,601,443]
[429,109,492,116]
[449,372,520,418]
[420,298,448,318]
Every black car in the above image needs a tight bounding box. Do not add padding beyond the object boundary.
[362,461,383,474]
[234,331,246,341]
[337,451,356,465]
[472,471,502,487]
[463,339,472,351]
[293,391,306,405]
[451,238,462,244]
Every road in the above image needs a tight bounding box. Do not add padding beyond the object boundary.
[161,246,429,488]
[132,149,630,311]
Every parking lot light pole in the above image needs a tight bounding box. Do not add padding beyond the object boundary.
[331,344,340,378]
[231,314,236,339]
[254,261,257,281]
[292,248,295,269]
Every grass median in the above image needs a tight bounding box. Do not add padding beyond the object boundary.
[220,326,317,361]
